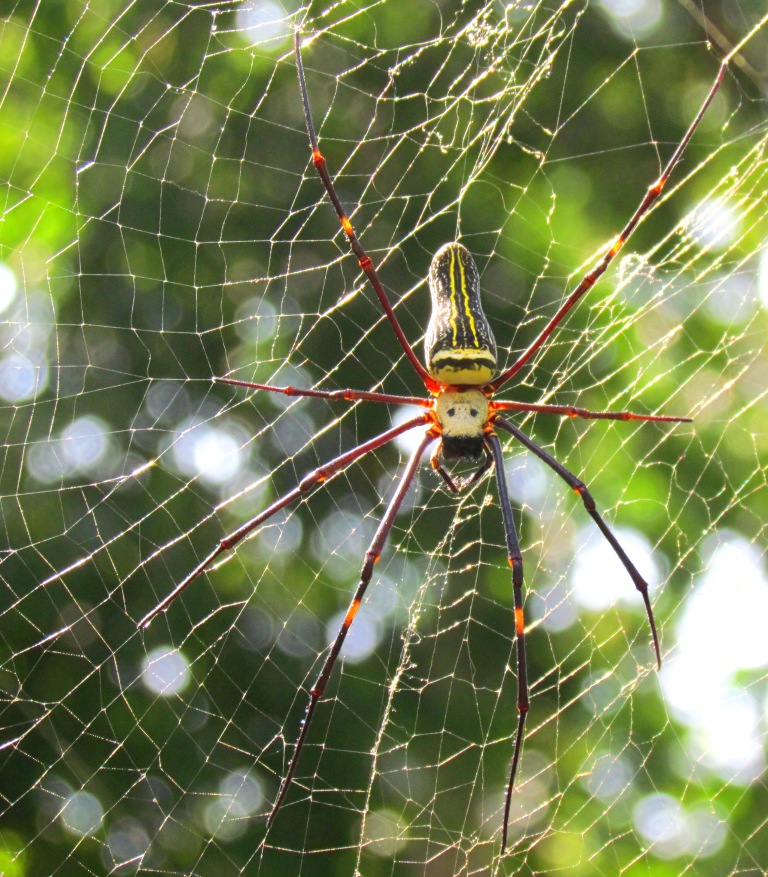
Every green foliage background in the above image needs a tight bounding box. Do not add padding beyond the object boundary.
[1,1,766,875]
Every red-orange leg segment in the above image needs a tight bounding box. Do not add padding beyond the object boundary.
[493,399,692,423]
[217,377,430,409]
[490,62,727,393]
[294,31,440,394]
[268,430,434,825]
[139,414,429,629]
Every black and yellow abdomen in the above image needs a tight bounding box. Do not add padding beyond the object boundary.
[425,243,497,386]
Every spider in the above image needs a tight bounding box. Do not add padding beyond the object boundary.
[140,31,727,852]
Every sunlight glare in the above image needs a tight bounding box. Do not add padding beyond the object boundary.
[634,793,726,859]
[661,532,768,783]
[59,791,104,836]
[758,244,768,310]
[687,197,742,251]
[571,525,659,610]
[203,769,264,840]
[595,0,662,40]
[141,647,191,696]
[172,419,247,486]
[0,263,18,313]
[106,821,151,868]
[26,416,110,482]
[0,352,48,402]
[393,405,429,456]
[236,0,291,46]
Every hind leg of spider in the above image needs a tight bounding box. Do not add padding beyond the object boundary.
[495,417,661,668]
[138,415,427,629]
[267,431,434,826]
[486,433,528,855]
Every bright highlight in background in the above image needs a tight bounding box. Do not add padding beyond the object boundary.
[662,532,768,783]
[758,245,768,310]
[633,794,725,859]
[572,525,660,610]
[235,1,291,46]
[687,197,743,251]
[172,419,247,486]
[203,769,264,840]
[27,416,111,482]
[141,647,191,696]
[595,0,662,39]
[59,791,104,836]
[0,263,18,313]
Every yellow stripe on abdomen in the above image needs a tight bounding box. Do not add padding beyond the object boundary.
[425,242,498,386]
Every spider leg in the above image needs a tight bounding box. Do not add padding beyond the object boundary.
[495,417,661,668]
[268,430,434,826]
[430,445,460,493]
[217,378,430,408]
[490,61,727,393]
[430,442,494,493]
[294,31,439,394]
[486,432,528,855]
[494,400,691,423]
[138,414,428,629]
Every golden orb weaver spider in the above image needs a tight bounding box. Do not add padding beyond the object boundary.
[140,30,729,852]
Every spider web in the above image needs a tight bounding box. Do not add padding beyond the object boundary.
[2,1,768,874]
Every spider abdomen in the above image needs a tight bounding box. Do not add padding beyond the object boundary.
[425,242,497,386]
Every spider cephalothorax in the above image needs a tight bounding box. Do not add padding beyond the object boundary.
[139,29,729,854]
[432,386,491,460]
